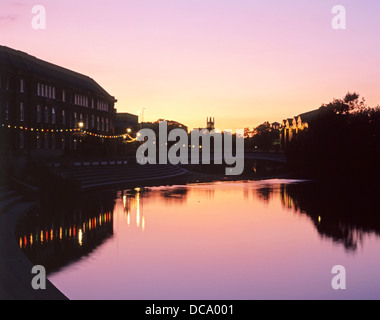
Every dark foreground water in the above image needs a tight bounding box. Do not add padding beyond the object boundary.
[16,180,380,299]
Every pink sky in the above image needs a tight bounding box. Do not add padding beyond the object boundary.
[2,0,380,129]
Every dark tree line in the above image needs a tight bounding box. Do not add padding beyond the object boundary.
[286,92,380,182]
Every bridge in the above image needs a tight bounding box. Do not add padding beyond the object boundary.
[244,152,287,163]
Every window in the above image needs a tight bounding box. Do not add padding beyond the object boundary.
[52,107,56,124]
[62,90,66,102]
[37,83,41,96]
[53,87,56,99]
[36,133,41,149]
[51,135,56,149]
[61,135,65,150]
[20,79,25,93]
[91,115,95,129]
[20,102,24,121]
[5,102,9,121]
[45,107,49,124]
[106,118,109,132]
[97,116,100,131]
[85,115,89,129]
[44,134,49,149]
[19,132,24,149]
[74,112,77,127]
[48,87,52,98]
[45,85,48,97]
[62,109,66,126]
[101,117,104,131]
[37,105,41,123]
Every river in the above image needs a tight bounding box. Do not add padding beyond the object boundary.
[16,179,380,299]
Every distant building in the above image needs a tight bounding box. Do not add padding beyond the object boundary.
[280,109,322,149]
[271,122,280,130]
[0,45,117,160]
[115,112,139,134]
[206,117,215,131]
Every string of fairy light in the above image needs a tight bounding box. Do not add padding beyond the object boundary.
[0,123,137,142]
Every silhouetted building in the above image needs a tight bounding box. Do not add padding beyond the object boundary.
[206,117,215,131]
[280,109,321,149]
[0,45,117,161]
[115,112,139,134]
[271,122,280,130]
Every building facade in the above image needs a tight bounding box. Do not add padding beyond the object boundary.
[0,46,117,160]
[280,109,321,150]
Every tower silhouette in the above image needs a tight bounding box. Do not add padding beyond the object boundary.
[206,117,215,130]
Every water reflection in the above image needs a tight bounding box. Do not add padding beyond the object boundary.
[279,182,380,251]
[16,180,380,280]
[16,192,116,274]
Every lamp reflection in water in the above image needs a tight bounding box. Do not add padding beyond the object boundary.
[121,188,145,232]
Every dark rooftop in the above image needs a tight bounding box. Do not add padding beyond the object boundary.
[0,45,116,101]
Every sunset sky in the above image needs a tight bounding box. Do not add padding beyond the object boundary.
[1,0,380,130]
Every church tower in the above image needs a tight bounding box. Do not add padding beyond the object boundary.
[207,117,215,131]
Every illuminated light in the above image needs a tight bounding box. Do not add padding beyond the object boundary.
[83,223,86,233]
[136,193,140,228]
[142,216,145,232]
[50,229,53,240]
[99,214,102,226]
[59,227,63,240]
[78,122,84,128]
[318,216,322,223]
[41,231,44,244]
[78,229,83,246]
[127,212,130,226]
[46,231,48,241]
[73,226,76,237]
[123,195,127,208]
[24,236,27,246]
[30,234,33,246]
[89,219,92,230]
[69,228,72,237]
[19,238,23,248]
[135,187,141,192]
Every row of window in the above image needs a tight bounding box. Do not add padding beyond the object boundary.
[37,83,56,99]
[18,132,79,150]
[0,102,111,132]
[1,76,112,114]
[75,94,88,107]
[97,100,109,112]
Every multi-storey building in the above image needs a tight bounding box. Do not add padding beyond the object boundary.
[0,45,117,160]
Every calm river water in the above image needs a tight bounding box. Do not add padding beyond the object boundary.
[17,180,380,299]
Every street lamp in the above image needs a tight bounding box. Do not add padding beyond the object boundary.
[127,128,132,133]
[78,122,84,129]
